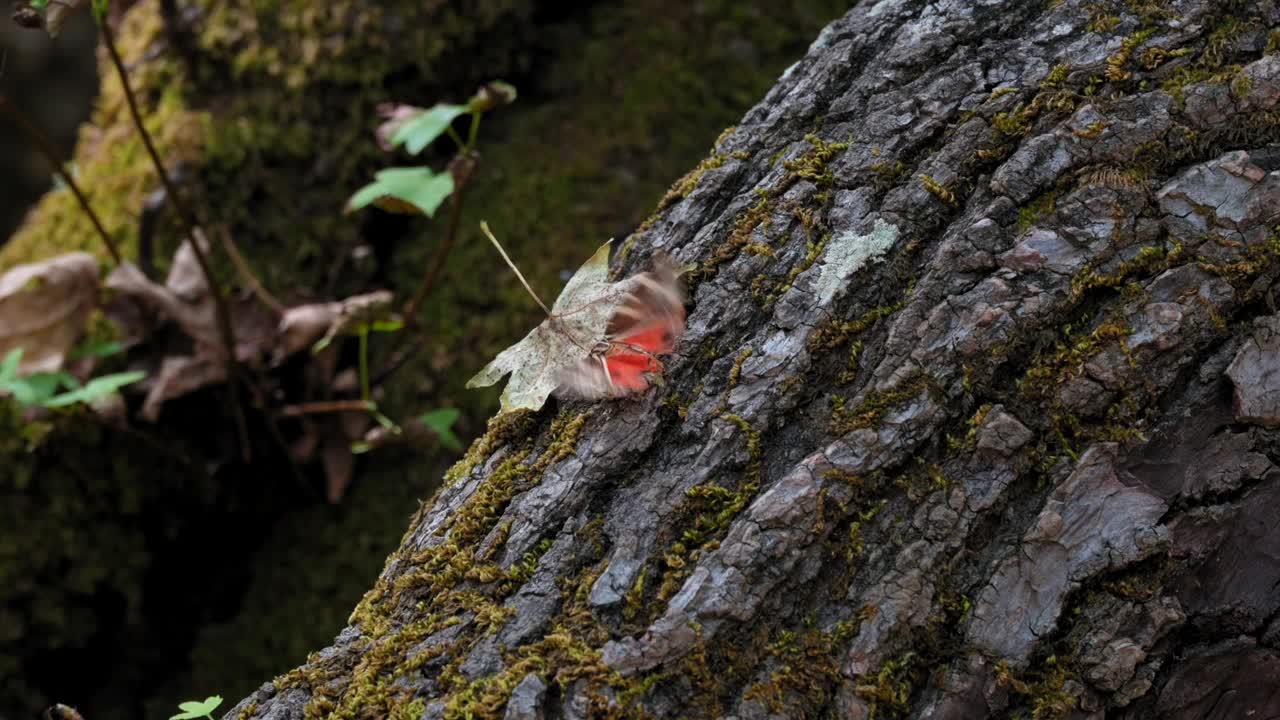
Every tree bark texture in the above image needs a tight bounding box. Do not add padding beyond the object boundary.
[236,1,1280,718]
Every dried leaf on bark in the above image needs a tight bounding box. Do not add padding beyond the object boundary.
[104,236,273,420]
[466,242,623,413]
[0,252,100,375]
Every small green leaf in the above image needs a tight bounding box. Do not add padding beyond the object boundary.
[2,379,39,408]
[30,0,51,10]
[370,406,400,433]
[91,0,108,24]
[170,696,222,720]
[20,371,77,404]
[420,408,462,451]
[69,338,125,360]
[368,319,403,333]
[0,349,21,384]
[44,371,145,408]
[346,167,454,217]
[391,103,468,154]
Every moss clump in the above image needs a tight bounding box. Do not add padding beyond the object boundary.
[1017,320,1133,406]
[853,652,918,718]
[1069,244,1168,301]
[1085,9,1121,34]
[1157,17,1257,104]
[782,134,850,187]
[742,610,873,714]
[1104,28,1156,81]
[830,373,931,436]
[995,658,1080,720]
[652,413,761,604]
[282,404,597,719]
[443,410,539,487]
[809,298,910,360]
[1040,63,1071,90]
[868,159,907,188]
[918,174,956,205]
[721,347,755,402]
[649,125,743,218]
[1193,233,1280,299]
[1077,165,1144,190]
[1017,191,1059,234]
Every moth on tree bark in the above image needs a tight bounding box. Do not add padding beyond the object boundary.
[236,1,1280,718]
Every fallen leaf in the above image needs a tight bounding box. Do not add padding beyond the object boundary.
[0,252,100,375]
[276,290,396,362]
[466,241,626,413]
[104,234,275,420]
[276,302,341,361]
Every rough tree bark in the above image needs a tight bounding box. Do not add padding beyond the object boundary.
[234,1,1280,718]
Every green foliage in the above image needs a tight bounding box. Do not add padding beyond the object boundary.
[346,167,456,216]
[68,338,125,361]
[349,81,517,217]
[170,696,223,720]
[0,348,144,409]
[420,408,462,451]
[392,105,470,154]
[43,371,147,407]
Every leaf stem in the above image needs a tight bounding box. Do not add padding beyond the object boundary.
[467,111,482,149]
[359,327,370,401]
[0,94,122,265]
[279,399,376,417]
[445,125,466,151]
[216,225,284,314]
[481,220,551,316]
[399,155,476,332]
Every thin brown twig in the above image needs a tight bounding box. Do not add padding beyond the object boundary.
[279,399,374,417]
[99,20,251,460]
[399,154,478,331]
[0,94,123,265]
[216,225,285,314]
[376,155,478,382]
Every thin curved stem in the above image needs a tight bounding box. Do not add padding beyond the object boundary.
[0,95,122,265]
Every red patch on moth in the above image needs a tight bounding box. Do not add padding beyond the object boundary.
[556,252,686,399]
[601,307,684,392]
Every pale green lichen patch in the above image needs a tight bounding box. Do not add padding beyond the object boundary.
[814,218,899,305]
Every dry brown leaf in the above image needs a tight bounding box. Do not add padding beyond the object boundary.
[0,252,100,374]
[273,290,395,363]
[105,235,275,419]
[276,302,341,360]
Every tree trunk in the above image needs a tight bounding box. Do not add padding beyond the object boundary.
[234,1,1280,718]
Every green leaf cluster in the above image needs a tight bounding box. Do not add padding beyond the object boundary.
[346,81,516,216]
[0,346,144,410]
[170,696,222,720]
